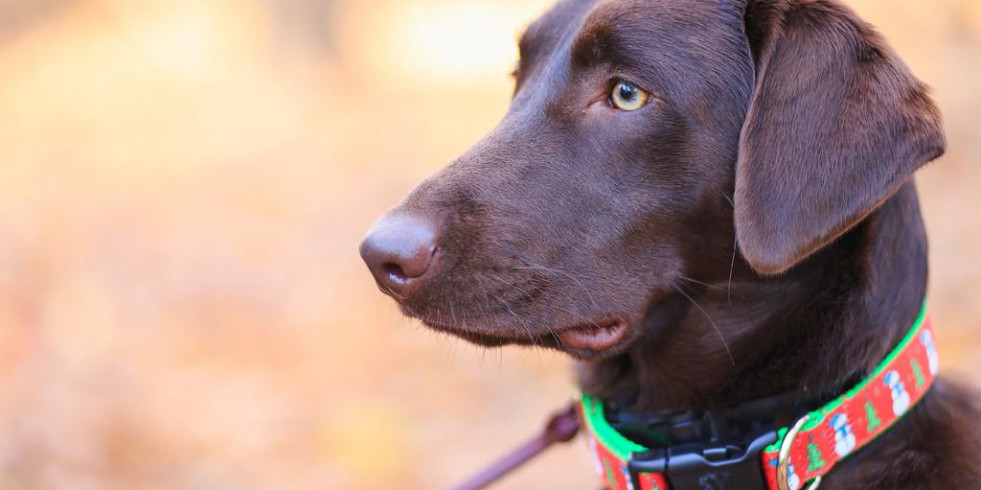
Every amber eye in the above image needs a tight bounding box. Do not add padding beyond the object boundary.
[610,80,649,111]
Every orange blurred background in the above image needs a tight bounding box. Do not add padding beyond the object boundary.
[0,0,978,488]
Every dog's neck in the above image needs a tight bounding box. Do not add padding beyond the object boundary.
[578,182,928,414]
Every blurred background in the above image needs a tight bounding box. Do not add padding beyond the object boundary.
[0,0,978,488]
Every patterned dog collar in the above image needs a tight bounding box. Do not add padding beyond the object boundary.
[579,303,937,490]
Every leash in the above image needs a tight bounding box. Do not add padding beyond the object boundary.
[449,402,582,490]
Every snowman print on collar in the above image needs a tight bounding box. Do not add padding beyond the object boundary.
[785,463,802,490]
[920,329,939,375]
[829,413,857,457]
[884,370,911,416]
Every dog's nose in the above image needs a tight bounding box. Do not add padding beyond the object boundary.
[359,214,438,299]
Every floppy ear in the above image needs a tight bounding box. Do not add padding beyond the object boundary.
[735,0,945,276]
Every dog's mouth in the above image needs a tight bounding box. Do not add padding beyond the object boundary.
[554,318,629,352]
[414,309,631,356]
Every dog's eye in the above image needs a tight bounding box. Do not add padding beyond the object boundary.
[610,80,649,111]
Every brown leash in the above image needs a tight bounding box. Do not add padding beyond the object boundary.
[449,402,581,490]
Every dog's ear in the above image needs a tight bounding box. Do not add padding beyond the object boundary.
[734,0,945,276]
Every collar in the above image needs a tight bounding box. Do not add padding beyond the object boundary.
[578,303,938,490]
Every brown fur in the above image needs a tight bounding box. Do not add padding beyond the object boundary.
[361,0,981,487]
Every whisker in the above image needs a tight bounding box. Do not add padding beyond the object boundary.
[511,259,601,311]
[482,274,540,345]
[448,300,459,328]
[484,273,599,334]
[678,275,729,292]
[673,284,736,367]
[727,238,737,306]
[722,193,737,307]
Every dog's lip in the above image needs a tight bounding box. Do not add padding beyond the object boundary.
[407,305,629,351]
[555,318,629,352]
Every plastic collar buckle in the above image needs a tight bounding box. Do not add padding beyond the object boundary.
[628,430,777,490]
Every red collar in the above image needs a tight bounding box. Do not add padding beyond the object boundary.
[579,304,937,490]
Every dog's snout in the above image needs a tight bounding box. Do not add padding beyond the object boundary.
[359,214,438,299]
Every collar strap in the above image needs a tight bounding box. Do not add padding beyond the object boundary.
[579,303,938,490]
[603,388,831,450]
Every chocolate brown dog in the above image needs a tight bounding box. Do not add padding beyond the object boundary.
[360,0,981,487]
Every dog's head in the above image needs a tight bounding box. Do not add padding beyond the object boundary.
[360,0,943,360]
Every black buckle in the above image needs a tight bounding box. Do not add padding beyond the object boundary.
[628,430,776,490]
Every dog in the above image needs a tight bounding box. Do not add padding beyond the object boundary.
[359,0,981,488]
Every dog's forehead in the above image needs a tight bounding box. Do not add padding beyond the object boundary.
[581,0,739,28]
[518,0,752,114]
[523,0,750,83]
[518,0,596,65]
[525,0,743,47]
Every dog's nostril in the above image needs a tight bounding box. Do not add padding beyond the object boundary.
[383,262,409,283]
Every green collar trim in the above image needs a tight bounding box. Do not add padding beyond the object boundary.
[578,301,938,490]
[766,301,929,449]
